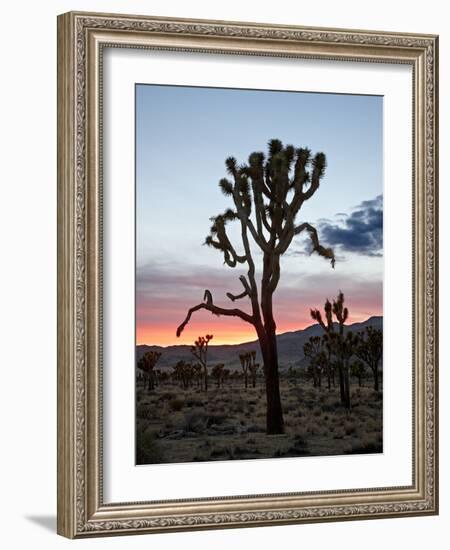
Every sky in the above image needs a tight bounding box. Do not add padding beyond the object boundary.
[136,84,383,346]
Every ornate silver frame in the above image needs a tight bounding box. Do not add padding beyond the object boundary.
[57,11,439,538]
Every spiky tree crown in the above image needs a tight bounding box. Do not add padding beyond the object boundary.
[204,139,334,267]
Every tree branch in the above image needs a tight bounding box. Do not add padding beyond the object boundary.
[177,291,254,337]
[226,275,251,302]
[294,222,335,268]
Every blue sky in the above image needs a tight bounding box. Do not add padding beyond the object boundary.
[136,84,383,345]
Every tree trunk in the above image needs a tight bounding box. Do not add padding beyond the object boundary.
[337,363,346,405]
[373,365,379,392]
[203,367,208,392]
[260,331,284,434]
[343,363,351,409]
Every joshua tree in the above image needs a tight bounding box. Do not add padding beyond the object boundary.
[239,351,259,389]
[303,335,326,388]
[177,139,334,434]
[311,292,353,408]
[355,326,383,391]
[192,363,203,388]
[173,360,194,389]
[211,363,225,388]
[288,365,300,386]
[350,359,366,387]
[248,351,260,388]
[137,350,162,391]
[190,334,213,392]
[322,334,336,389]
[238,352,250,390]
[339,330,359,403]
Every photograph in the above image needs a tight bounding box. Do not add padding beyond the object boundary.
[54,10,438,538]
[135,84,384,465]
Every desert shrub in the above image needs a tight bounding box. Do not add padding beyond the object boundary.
[293,433,308,447]
[168,398,185,412]
[364,418,380,432]
[312,406,322,418]
[182,410,207,432]
[159,391,177,401]
[210,448,226,458]
[136,431,164,464]
[283,402,297,414]
[233,445,248,456]
[247,424,264,433]
[345,434,382,454]
[136,403,152,419]
[344,420,357,436]
[206,414,227,427]
[186,397,204,407]
[306,421,320,435]
[321,400,341,412]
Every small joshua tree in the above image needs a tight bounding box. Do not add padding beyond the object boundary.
[177,139,335,434]
[191,334,213,392]
[311,292,353,408]
[322,333,336,389]
[239,351,260,389]
[211,363,225,388]
[355,326,383,391]
[303,336,326,388]
[238,353,249,390]
[192,363,203,389]
[137,351,162,392]
[350,359,366,387]
[248,351,260,388]
[173,360,194,389]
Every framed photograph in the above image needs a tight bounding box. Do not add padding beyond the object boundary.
[57,11,439,538]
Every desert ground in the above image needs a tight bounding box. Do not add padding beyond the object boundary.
[136,373,382,465]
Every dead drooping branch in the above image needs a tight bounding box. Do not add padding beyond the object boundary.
[176,290,254,337]
[294,222,336,268]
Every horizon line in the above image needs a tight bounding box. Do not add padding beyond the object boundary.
[137,314,383,349]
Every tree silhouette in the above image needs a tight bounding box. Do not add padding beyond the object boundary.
[190,334,213,392]
[211,363,225,388]
[311,292,353,408]
[177,139,334,434]
[303,336,326,388]
[350,359,366,387]
[238,352,250,390]
[137,351,162,392]
[322,334,336,389]
[239,351,259,389]
[355,326,383,391]
[173,360,194,389]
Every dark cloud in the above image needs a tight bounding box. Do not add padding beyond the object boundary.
[319,194,383,257]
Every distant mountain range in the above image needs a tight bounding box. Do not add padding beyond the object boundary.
[137,316,383,371]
